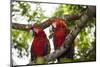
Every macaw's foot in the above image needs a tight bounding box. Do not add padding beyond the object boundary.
[57,58,73,63]
[35,57,48,64]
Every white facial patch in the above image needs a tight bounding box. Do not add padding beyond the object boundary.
[34,28,39,33]
[52,22,56,28]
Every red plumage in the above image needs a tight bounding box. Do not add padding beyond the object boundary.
[52,18,74,62]
[30,24,50,61]
[52,18,70,49]
[32,29,47,56]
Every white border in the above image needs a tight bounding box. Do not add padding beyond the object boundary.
[0,0,10,67]
[15,0,96,5]
[0,0,100,67]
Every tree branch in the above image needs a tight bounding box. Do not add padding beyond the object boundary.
[12,14,81,31]
[44,6,96,62]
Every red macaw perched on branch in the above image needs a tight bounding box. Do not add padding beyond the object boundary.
[51,18,74,63]
[30,24,51,64]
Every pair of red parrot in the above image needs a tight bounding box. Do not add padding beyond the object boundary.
[30,18,74,64]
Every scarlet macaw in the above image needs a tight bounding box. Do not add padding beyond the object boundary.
[30,24,50,64]
[51,18,74,63]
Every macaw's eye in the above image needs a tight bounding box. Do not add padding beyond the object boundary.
[52,22,56,28]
